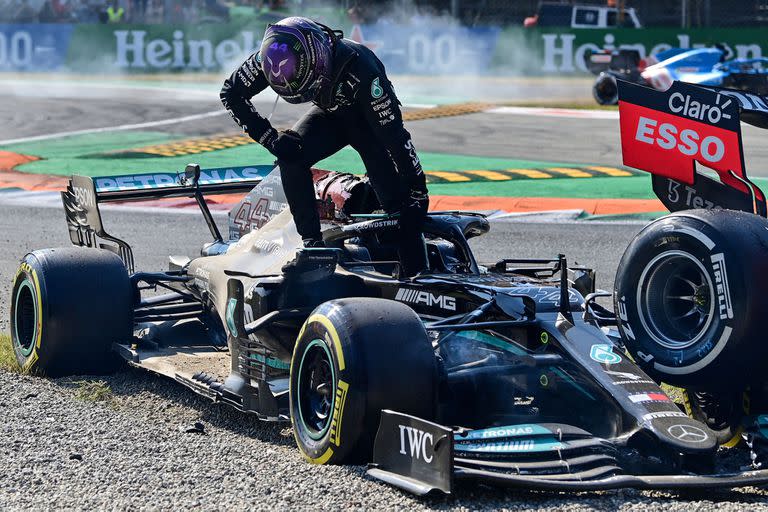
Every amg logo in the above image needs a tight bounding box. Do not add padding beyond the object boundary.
[395,288,456,311]
[398,425,434,463]
[72,186,95,209]
[711,253,733,320]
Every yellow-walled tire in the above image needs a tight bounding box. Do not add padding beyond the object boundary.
[289,298,437,465]
[683,389,749,448]
[10,248,132,376]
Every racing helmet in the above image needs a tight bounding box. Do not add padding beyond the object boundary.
[259,17,334,104]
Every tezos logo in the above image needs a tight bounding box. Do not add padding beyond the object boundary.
[371,77,383,99]
[395,288,456,311]
[398,425,434,463]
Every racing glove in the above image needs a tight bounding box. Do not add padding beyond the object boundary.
[270,130,304,162]
[253,125,303,162]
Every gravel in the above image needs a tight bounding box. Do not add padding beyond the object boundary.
[4,368,768,511]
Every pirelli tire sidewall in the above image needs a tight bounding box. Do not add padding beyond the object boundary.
[615,209,768,389]
[10,248,133,376]
[289,298,437,465]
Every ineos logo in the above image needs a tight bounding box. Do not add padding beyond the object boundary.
[398,425,434,463]
[667,424,708,443]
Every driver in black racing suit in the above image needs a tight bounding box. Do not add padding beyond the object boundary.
[220,16,429,277]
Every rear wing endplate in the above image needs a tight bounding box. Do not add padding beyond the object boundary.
[62,164,270,272]
[617,80,767,216]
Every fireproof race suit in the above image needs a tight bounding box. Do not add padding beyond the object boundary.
[220,37,429,276]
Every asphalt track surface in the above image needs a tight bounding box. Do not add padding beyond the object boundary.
[2,79,768,171]
[3,78,768,509]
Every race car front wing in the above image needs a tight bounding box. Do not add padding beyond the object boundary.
[367,410,768,495]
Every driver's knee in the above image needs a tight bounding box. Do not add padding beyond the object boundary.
[276,156,306,175]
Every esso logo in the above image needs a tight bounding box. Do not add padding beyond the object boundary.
[635,116,725,163]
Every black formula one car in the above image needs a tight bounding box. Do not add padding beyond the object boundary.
[9,140,768,494]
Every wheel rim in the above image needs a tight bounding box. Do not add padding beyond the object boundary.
[14,280,37,357]
[296,339,336,440]
[637,251,715,350]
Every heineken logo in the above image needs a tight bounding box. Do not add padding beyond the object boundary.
[114,30,260,70]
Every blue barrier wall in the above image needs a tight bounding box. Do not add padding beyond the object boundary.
[0,24,73,71]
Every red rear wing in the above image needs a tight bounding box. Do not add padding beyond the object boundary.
[617,80,766,216]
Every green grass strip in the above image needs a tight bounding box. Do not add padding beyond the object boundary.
[2,131,587,178]
[0,334,20,373]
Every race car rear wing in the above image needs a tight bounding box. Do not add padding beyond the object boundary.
[62,164,270,272]
[617,80,768,216]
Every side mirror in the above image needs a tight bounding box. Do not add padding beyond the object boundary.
[182,163,201,187]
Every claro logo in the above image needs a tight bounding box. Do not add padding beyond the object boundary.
[398,425,434,463]
[668,92,733,124]
[634,116,726,164]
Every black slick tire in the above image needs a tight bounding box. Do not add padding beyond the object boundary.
[289,298,436,464]
[683,389,749,447]
[593,72,619,105]
[614,209,768,388]
[10,247,133,376]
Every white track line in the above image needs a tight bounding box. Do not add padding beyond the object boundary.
[488,106,618,120]
[0,79,219,98]
[0,110,228,146]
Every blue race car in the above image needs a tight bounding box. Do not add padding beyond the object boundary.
[588,45,768,105]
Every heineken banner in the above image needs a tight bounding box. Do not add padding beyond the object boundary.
[1,22,768,76]
[500,28,768,75]
[0,24,73,71]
